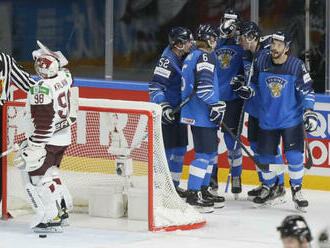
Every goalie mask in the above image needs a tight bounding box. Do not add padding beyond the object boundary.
[34,54,59,79]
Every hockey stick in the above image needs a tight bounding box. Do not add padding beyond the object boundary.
[303,127,313,169]
[305,0,311,71]
[225,53,256,193]
[222,122,285,173]
[170,83,197,117]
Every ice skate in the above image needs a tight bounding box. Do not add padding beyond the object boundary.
[247,184,264,201]
[209,173,218,191]
[253,185,274,207]
[186,190,214,213]
[59,208,70,227]
[270,184,286,205]
[175,186,188,198]
[231,176,242,200]
[291,184,308,212]
[201,186,225,208]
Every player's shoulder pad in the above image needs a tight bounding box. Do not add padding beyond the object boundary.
[196,52,216,72]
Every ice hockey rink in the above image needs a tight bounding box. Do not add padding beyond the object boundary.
[0,183,329,248]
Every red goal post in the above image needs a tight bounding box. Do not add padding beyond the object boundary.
[1,98,205,231]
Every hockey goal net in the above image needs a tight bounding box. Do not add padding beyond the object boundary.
[1,98,205,231]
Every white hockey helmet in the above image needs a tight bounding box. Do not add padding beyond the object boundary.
[34,54,59,79]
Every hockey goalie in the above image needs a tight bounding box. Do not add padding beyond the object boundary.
[13,41,77,233]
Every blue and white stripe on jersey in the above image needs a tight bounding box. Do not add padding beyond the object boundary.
[149,48,183,107]
[195,53,216,102]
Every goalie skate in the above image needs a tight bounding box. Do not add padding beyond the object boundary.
[33,219,63,233]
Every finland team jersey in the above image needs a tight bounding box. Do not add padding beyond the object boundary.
[215,37,244,101]
[242,48,270,118]
[180,49,219,127]
[251,52,315,130]
[149,48,183,108]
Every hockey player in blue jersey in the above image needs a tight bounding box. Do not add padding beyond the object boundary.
[234,31,318,211]
[181,24,226,212]
[213,8,245,197]
[149,27,193,198]
[234,21,285,202]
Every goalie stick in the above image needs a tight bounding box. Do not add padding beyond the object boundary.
[2,117,76,160]
[0,144,20,158]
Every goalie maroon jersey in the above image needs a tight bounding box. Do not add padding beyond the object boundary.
[26,69,73,146]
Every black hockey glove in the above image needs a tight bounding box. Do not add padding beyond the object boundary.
[209,101,226,124]
[303,110,318,132]
[219,19,237,38]
[230,75,246,91]
[160,102,175,125]
[236,85,254,100]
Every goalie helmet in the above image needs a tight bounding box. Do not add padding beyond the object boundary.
[271,31,291,47]
[168,27,193,46]
[195,24,218,42]
[277,215,312,243]
[239,21,260,39]
[34,54,59,79]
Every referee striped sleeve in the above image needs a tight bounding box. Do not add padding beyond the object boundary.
[10,55,36,91]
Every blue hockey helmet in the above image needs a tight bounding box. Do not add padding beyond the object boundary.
[168,27,193,46]
[277,215,312,243]
[239,21,260,39]
[271,31,291,46]
[223,8,240,22]
[195,24,219,42]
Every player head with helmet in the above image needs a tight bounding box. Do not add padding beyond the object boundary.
[238,21,261,52]
[270,30,291,63]
[277,215,312,248]
[219,8,240,38]
[168,26,194,57]
[195,24,219,52]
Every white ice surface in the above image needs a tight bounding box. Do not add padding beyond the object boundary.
[1,183,329,248]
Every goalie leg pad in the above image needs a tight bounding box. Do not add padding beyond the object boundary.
[46,166,73,212]
[25,176,62,228]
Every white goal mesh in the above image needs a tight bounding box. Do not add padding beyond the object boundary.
[1,98,205,231]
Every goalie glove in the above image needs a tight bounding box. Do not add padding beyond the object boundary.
[219,19,237,38]
[14,138,47,172]
[303,110,318,133]
[230,75,246,91]
[209,101,226,124]
[160,102,175,125]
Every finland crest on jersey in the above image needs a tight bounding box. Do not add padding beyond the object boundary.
[265,76,288,98]
[215,48,237,69]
